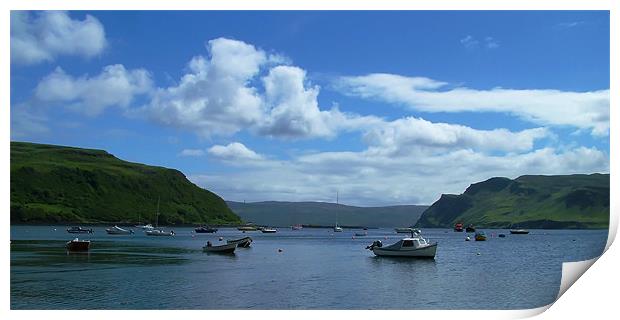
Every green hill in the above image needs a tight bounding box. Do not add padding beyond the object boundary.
[10,141,241,225]
[227,201,428,228]
[415,174,609,229]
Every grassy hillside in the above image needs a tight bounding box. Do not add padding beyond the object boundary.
[415,174,609,229]
[227,201,428,227]
[10,141,241,225]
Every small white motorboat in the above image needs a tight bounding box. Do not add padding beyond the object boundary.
[366,229,437,258]
[261,227,277,233]
[333,225,343,232]
[145,229,175,236]
[203,241,237,254]
[105,225,134,235]
[135,223,154,230]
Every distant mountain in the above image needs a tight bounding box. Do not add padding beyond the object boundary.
[227,201,428,227]
[11,141,241,225]
[415,174,609,229]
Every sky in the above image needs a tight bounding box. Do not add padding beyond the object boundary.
[10,10,610,206]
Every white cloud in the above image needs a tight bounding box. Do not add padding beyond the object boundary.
[363,117,548,155]
[208,142,264,161]
[485,36,499,49]
[142,38,382,140]
[336,73,610,136]
[142,38,266,137]
[11,11,106,65]
[460,35,479,48]
[191,145,609,206]
[34,65,153,116]
[179,149,206,157]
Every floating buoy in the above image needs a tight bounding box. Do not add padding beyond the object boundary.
[218,237,223,241]
[476,252,481,256]
[465,236,471,241]
[53,228,57,231]
[278,248,283,253]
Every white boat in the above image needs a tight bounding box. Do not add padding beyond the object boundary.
[135,223,154,230]
[145,197,174,236]
[145,229,175,236]
[333,191,343,232]
[261,227,277,233]
[105,225,134,235]
[366,229,437,258]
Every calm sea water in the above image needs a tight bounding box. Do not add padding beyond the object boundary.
[10,226,607,309]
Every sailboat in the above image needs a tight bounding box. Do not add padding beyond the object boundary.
[333,191,343,232]
[134,213,154,230]
[145,197,175,236]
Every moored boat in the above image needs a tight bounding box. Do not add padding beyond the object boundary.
[136,223,154,230]
[227,236,252,248]
[261,227,277,233]
[291,224,303,230]
[366,229,437,258]
[454,223,464,232]
[474,231,487,241]
[465,225,476,233]
[510,229,530,234]
[395,227,414,233]
[333,225,343,232]
[195,226,218,233]
[105,225,134,235]
[203,241,236,254]
[66,238,91,251]
[67,226,93,234]
[145,229,175,236]
[237,224,258,231]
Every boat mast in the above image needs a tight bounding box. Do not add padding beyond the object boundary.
[156,197,160,228]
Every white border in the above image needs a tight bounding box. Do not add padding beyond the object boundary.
[2,1,617,319]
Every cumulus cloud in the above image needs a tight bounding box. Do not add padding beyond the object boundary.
[142,38,381,139]
[34,65,153,116]
[142,38,267,136]
[362,117,548,155]
[208,142,264,161]
[336,73,610,136]
[11,11,106,65]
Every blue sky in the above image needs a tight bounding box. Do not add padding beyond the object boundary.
[10,11,610,205]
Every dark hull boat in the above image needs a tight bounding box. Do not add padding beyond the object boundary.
[465,225,476,233]
[195,226,218,233]
[203,242,236,254]
[510,229,530,234]
[66,238,91,251]
[67,226,93,234]
[227,236,252,248]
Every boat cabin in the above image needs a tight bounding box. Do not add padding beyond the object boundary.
[400,237,429,249]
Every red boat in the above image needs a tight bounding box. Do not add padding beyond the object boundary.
[66,238,91,251]
[454,223,464,232]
